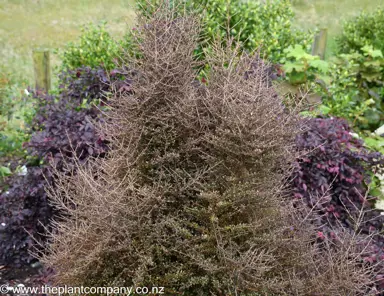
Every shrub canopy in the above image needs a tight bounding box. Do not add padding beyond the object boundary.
[42,3,377,295]
[337,8,384,55]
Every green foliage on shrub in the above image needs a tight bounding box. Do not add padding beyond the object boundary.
[0,165,11,180]
[360,132,384,212]
[363,133,384,155]
[0,125,28,159]
[0,68,27,121]
[281,44,329,85]
[284,43,384,132]
[0,68,30,160]
[201,0,312,63]
[337,7,384,55]
[321,45,384,131]
[59,21,122,71]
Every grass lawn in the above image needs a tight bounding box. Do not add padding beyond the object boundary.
[0,0,136,133]
[291,0,383,58]
[0,0,136,86]
[1,0,383,85]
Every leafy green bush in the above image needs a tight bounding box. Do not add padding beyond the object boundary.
[363,133,384,155]
[337,8,384,55]
[203,0,312,63]
[357,129,384,211]
[281,44,384,132]
[321,45,384,131]
[0,125,28,159]
[59,21,122,71]
[0,68,28,121]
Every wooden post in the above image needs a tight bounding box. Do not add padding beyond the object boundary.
[32,49,51,92]
[311,28,328,60]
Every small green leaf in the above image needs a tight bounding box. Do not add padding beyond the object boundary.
[364,137,380,147]
[372,48,381,57]
[282,62,305,73]
[370,188,382,197]
[285,44,308,59]
[364,98,376,106]
[0,166,11,176]
[309,60,329,73]
[318,105,331,115]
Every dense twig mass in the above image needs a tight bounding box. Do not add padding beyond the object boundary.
[42,2,380,295]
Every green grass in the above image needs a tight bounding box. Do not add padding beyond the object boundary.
[291,0,383,58]
[0,0,136,86]
[1,0,383,87]
[0,0,136,136]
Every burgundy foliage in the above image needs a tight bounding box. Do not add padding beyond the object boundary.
[0,67,130,267]
[293,117,384,290]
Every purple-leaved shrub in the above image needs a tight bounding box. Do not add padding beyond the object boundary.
[0,67,131,267]
[293,117,384,291]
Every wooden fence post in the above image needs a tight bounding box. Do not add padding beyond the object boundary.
[311,28,328,60]
[32,49,51,92]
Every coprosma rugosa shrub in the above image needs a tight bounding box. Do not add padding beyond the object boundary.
[41,2,380,295]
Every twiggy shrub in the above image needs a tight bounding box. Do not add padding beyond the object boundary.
[42,3,377,295]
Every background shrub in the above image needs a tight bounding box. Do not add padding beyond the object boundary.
[321,46,384,131]
[59,22,122,71]
[199,0,312,63]
[337,7,384,55]
[280,44,329,85]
